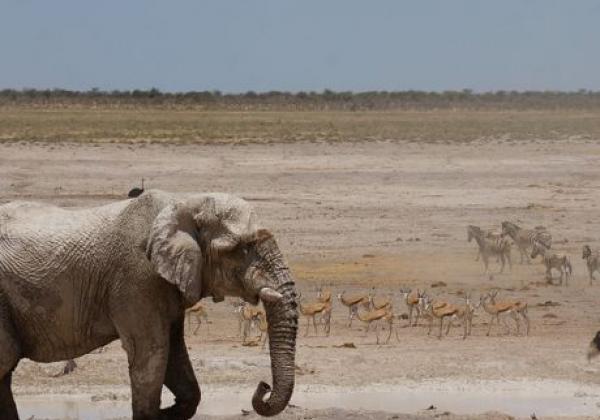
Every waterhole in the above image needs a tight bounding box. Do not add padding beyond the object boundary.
[16,379,600,419]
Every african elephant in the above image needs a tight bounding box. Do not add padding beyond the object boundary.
[0,190,298,419]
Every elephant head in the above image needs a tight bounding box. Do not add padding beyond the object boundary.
[147,193,298,416]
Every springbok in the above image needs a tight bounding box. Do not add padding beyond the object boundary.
[316,287,333,335]
[233,300,266,343]
[185,302,209,335]
[421,295,462,339]
[337,290,371,327]
[355,303,395,344]
[480,290,529,336]
[298,291,331,337]
[400,288,425,327]
[444,293,478,339]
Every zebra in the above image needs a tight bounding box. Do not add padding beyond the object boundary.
[470,228,503,262]
[582,245,600,286]
[501,221,552,264]
[530,240,572,286]
[467,225,512,273]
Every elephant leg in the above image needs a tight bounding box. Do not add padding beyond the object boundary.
[0,371,18,420]
[161,318,200,420]
[0,312,20,420]
[115,312,170,420]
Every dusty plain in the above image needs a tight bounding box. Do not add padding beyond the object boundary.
[1,109,600,419]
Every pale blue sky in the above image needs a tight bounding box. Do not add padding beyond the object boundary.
[1,0,599,92]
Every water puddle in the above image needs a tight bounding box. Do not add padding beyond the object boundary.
[16,379,600,419]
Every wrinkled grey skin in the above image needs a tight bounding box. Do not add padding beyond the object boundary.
[0,190,298,420]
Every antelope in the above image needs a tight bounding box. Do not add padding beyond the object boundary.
[370,292,393,311]
[185,302,209,335]
[233,300,266,343]
[420,295,468,339]
[355,303,395,344]
[316,287,333,335]
[298,292,331,337]
[400,288,425,327]
[421,296,462,339]
[480,290,529,336]
[501,221,552,264]
[530,240,572,286]
[582,245,600,286]
[467,225,512,273]
[337,290,371,327]
[445,293,478,339]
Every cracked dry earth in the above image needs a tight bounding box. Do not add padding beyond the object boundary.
[2,138,600,419]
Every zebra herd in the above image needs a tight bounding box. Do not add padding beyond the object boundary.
[466,221,600,286]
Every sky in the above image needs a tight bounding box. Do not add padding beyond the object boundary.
[1,0,599,92]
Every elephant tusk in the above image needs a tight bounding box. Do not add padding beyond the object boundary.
[259,287,283,303]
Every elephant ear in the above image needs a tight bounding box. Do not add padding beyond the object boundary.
[193,193,258,257]
[147,202,203,303]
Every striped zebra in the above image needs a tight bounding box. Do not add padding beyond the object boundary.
[467,225,512,273]
[470,228,503,262]
[531,240,572,286]
[501,221,552,264]
[582,245,600,286]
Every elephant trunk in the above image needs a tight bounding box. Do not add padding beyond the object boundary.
[252,279,298,416]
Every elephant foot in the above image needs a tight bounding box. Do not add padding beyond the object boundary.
[160,403,197,420]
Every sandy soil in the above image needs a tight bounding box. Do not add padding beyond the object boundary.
[2,138,600,419]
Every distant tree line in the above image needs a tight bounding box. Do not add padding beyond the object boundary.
[2,88,600,110]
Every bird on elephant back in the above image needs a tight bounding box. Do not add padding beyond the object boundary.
[0,190,299,420]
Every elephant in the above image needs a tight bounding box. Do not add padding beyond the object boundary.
[0,190,298,419]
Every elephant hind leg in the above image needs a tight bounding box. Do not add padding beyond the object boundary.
[0,318,20,420]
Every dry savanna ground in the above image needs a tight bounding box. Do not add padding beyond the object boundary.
[1,108,600,419]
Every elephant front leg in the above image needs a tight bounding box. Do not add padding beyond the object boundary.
[0,371,18,420]
[119,331,169,420]
[162,318,200,419]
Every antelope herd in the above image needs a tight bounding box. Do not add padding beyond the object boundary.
[185,220,599,346]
